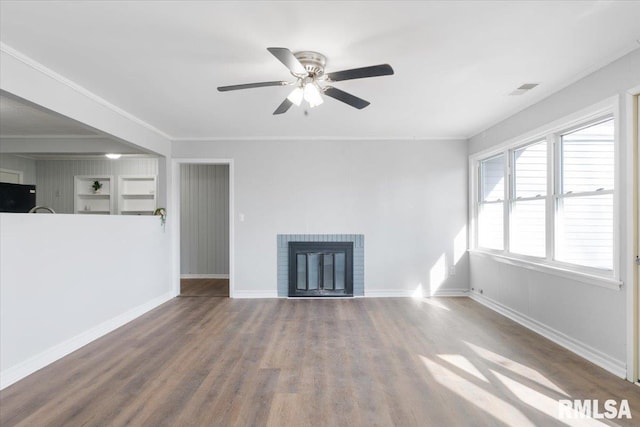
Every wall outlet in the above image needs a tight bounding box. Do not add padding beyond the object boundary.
[449,266,456,276]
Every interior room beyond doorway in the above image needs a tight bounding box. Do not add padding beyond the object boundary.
[179,163,230,297]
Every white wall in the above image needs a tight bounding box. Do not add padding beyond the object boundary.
[0,154,36,184]
[180,164,229,276]
[0,46,176,390]
[173,139,469,297]
[0,213,173,388]
[468,48,640,377]
[469,49,640,155]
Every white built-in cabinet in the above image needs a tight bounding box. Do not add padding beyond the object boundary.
[117,175,157,215]
[74,175,114,214]
[74,174,156,215]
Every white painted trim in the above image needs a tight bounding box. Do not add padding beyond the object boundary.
[0,167,23,184]
[470,96,619,159]
[468,156,478,261]
[365,290,414,297]
[287,296,356,300]
[432,289,470,297]
[469,250,622,290]
[173,136,466,143]
[469,96,622,284]
[625,86,640,382]
[469,292,626,378]
[233,290,278,299]
[0,42,172,141]
[0,134,106,140]
[0,291,174,390]
[171,158,234,298]
[229,160,235,299]
[180,274,229,279]
[365,289,469,298]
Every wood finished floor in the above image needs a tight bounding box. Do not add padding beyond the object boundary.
[1,297,639,426]
[180,278,229,297]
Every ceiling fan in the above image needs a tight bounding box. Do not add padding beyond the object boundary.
[217,47,394,115]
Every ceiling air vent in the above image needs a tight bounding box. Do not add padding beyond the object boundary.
[509,83,539,96]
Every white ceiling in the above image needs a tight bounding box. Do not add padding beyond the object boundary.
[1,1,639,141]
[0,94,150,155]
[0,94,99,136]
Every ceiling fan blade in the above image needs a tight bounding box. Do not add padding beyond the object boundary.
[217,81,287,92]
[273,98,294,115]
[325,64,394,82]
[267,47,307,76]
[324,87,370,109]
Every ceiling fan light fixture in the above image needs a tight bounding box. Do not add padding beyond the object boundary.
[303,82,323,108]
[218,47,394,114]
[105,153,122,159]
[287,86,304,106]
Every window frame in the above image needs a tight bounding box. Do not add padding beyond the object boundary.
[469,98,621,288]
[477,153,506,251]
[508,139,548,259]
[553,116,615,271]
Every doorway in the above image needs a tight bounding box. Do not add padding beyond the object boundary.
[174,161,232,298]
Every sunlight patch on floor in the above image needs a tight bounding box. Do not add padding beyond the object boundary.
[420,355,536,427]
[437,354,489,383]
[492,370,607,427]
[419,297,451,311]
[465,341,569,396]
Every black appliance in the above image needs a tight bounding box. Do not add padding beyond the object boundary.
[0,182,36,213]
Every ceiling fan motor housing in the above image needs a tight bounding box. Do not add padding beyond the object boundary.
[293,51,326,77]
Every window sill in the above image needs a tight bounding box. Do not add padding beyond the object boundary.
[469,250,622,291]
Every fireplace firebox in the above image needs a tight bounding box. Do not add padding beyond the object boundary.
[288,242,353,297]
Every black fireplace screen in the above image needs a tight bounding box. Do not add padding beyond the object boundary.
[288,242,353,297]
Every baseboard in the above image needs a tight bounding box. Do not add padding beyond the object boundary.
[365,288,470,298]
[0,291,174,390]
[364,289,414,297]
[232,290,278,299]
[469,292,626,378]
[432,288,470,297]
[180,274,229,279]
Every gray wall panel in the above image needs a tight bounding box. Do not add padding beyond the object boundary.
[180,164,229,275]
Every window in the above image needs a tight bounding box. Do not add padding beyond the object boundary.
[510,141,547,257]
[555,118,614,270]
[473,113,616,277]
[478,154,504,250]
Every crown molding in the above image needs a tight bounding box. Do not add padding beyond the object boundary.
[172,135,468,143]
[0,42,174,141]
[0,134,104,139]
